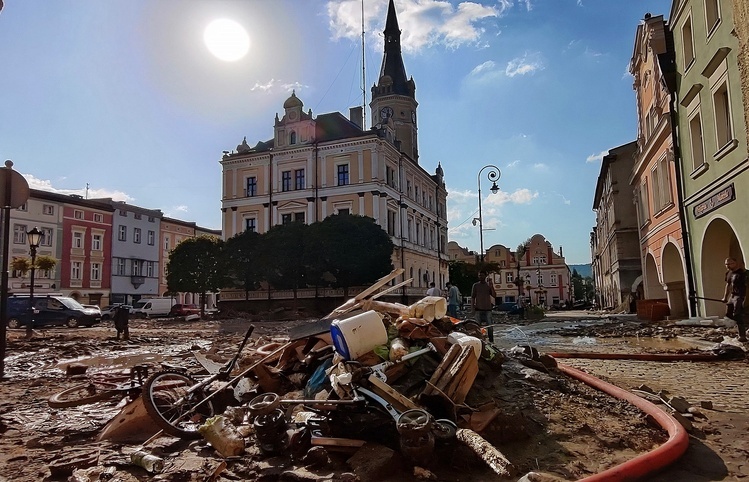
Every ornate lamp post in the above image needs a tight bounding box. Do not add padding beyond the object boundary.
[473,165,500,263]
[26,227,42,338]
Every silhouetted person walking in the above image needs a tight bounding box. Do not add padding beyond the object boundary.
[114,305,130,341]
[722,257,747,342]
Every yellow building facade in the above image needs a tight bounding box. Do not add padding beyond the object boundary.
[220,0,448,295]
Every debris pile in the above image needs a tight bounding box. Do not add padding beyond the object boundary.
[41,270,667,481]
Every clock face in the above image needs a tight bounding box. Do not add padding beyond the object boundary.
[380,107,394,120]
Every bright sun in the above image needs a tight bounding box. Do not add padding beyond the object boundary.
[203,19,250,62]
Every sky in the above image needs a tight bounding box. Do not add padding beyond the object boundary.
[0,0,673,265]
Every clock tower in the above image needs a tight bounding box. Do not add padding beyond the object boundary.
[370,0,418,162]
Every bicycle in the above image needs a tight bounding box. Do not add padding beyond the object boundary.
[139,324,256,439]
[48,365,151,408]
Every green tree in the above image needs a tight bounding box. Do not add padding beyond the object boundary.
[308,214,393,297]
[255,222,310,300]
[224,229,262,297]
[166,236,227,317]
[448,261,476,297]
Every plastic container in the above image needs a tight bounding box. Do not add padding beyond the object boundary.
[330,310,387,360]
[130,450,164,473]
[447,332,482,359]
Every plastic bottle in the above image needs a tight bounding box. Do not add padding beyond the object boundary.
[130,450,164,473]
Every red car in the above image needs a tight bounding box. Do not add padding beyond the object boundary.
[168,304,200,317]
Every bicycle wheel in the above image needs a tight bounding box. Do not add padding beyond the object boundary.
[48,381,121,408]
[141,369,214,439]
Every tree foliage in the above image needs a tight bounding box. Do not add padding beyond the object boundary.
[167,236,228,313]
[224,229,262,294]
[309,215,393,293]
[255,222,310,293]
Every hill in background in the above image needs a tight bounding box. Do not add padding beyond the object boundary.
[570,264,592,277]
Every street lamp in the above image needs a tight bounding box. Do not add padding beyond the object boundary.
[26,227,42,338]
[473,165,501,263]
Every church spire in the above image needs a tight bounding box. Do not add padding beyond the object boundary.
[376,0,413,98]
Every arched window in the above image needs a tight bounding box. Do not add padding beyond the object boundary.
[289,131,297,145]
[410,267,414,286]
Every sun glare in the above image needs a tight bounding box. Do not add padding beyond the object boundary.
[203,19,250,62]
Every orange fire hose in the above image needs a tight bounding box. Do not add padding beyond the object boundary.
[556,362,689,482]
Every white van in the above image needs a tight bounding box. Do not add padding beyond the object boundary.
[131,298,176,318]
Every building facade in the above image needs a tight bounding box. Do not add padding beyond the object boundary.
[219,0,449,298]
[629,14,690,318]
[670,0,749,317]
[106,201,163,305]
[448,234,572,307]
[591,141,642,310]
[60,197,114,306]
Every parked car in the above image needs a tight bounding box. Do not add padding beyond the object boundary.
[131,298,176,318]
[169,304,200,317]
[101,304,132,320]
[6,295,102,328]
[82,304,102,317]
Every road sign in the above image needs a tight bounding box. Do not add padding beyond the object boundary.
[0,161,30,208]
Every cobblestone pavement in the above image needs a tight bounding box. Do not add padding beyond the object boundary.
[561,357,749,413]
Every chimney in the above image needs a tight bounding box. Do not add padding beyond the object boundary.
[349,106,363,129]
[559,246,563,257]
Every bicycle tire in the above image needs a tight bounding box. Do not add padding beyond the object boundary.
[48,382,121,408]
[141,369,214,439]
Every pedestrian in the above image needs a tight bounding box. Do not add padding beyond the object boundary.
[722,257,747,342]
[114,305,130,340]
[426,282,440,297]
[471,271,496,326]
[446,281,461,318]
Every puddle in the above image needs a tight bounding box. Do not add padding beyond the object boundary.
[490,322,706,353]
[54,352,168,371]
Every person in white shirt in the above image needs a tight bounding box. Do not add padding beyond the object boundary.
[426,282,440,297]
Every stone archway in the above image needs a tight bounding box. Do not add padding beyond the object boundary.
[699,218,744,317]
[643,252,665,300]
[69,292,81,301]
[662,241,688,318]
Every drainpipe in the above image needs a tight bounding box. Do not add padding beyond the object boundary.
[661,33,697,317]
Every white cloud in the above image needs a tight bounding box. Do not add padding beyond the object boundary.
[446,187,477,203]
[519,0,533,11]
[483,188,538,206]
[250,79,279,92]
[22,173,134,202]
[532,163,549,172]
[577,0,584,6]
[506,159,521,168]
[586,150,608,163]
[469,60,496,76]
[505,53,544,77]
[327,0,502,52]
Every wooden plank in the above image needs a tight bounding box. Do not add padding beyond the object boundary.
[435,346,473,393]
[368,375,420,412]
[445,353,479,404]
[421,344,461,397]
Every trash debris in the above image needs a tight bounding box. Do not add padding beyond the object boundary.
[130,450,164,473]
[198,415,246,458]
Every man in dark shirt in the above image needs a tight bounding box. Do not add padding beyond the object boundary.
[722,257,747,342]
[471,271,496,326]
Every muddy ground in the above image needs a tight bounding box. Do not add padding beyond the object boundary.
[0,311,746,481]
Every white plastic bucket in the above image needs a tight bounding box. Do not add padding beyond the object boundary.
[330,310,387,361]
[447,332,482,359]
